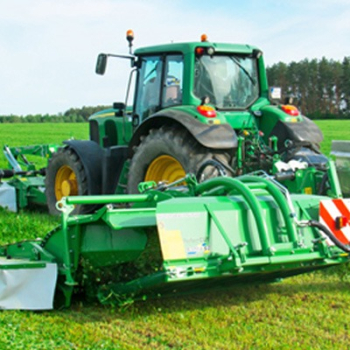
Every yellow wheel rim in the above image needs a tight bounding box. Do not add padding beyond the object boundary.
[55,165,78,200]
[145,155,186,183]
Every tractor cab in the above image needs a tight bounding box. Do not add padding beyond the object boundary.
[130,38,266,128]
[93,32,268,134]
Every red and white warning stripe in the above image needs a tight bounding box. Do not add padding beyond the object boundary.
[319,199,350,246]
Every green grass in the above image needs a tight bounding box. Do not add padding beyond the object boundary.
[0,121,350,349]
[0,123,88,146]
[314,120,350,155]
[0,123,88,169]
[0,273,349,349]
[0,207,59,245]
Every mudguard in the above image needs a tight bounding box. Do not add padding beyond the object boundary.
[269,116,324,149]
[101,146,128,194]
[63,140,104,195]
[129,110,238,156]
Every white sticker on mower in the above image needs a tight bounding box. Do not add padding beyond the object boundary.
[319,199,350,246]
[0,261,57,310]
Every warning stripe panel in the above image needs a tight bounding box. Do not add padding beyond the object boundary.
[325,200,350,242]
[331,199,350,242]
[333,199,350,219]
[320,200,350,245]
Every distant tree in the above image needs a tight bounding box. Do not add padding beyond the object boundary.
[340,57,350,114]
[267,62,288,94]
[63,105,110,121]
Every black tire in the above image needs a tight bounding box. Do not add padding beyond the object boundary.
[45,146,88,215]
[127,125,232,193]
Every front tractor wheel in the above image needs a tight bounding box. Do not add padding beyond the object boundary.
[127,126,231,193]
[45,147,88,215]
[55,165,79,199]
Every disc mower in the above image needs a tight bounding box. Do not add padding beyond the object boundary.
[1,171,350,310]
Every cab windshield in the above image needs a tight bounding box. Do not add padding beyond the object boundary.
[194,54,259,109]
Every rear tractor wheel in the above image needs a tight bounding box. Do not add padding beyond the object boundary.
[127,126,232,193]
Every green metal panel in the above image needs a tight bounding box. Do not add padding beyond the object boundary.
[154,194,315,267]
[0,257,47,270]
[89,109,133,147]
[218,110,257,130]
[9,176,46,208]
[104,208,156,230]
[80,224,147,267]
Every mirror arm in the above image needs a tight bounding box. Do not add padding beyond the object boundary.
[106,53,136,60]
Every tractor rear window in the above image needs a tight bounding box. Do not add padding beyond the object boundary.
[194,54,259,109]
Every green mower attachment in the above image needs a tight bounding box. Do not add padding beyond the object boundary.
[0,173,350,310]
[0,144,61,211]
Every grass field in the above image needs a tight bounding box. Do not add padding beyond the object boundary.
[0,121,350,349]
[0,123,88,147]
[314,120,350,155]
[0,123,88,169]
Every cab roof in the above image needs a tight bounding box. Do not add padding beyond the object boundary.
[134,41,260,56]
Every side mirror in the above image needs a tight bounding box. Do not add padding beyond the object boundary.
[269,86,282,102]
[96,54,108,75]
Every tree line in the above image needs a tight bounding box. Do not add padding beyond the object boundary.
[1,56,350,123]
[0,106,110,123]
[266,56,350,119]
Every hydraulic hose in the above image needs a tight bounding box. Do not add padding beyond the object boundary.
[196,159,227,181]
[308,220,350,253]
[0,168,46,180]
[317,173,329,196]
[0,169,15,179]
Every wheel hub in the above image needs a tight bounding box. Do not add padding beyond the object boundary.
[145,155,186,183]
[61,179,78,197]
[55,165,78,200]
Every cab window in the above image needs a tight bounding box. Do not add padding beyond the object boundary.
[162,55,183,107]
[134,55,163,120]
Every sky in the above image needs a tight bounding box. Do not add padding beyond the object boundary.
[1,0,350,115]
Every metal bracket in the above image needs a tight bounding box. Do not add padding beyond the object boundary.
[56,197,75,216]
[138,181,157,193]
[234,242,248,263]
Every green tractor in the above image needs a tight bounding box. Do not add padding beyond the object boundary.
[3,32,350,310]
[45,31,328,216]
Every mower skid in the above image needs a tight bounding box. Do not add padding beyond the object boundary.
[0,258,57,310]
